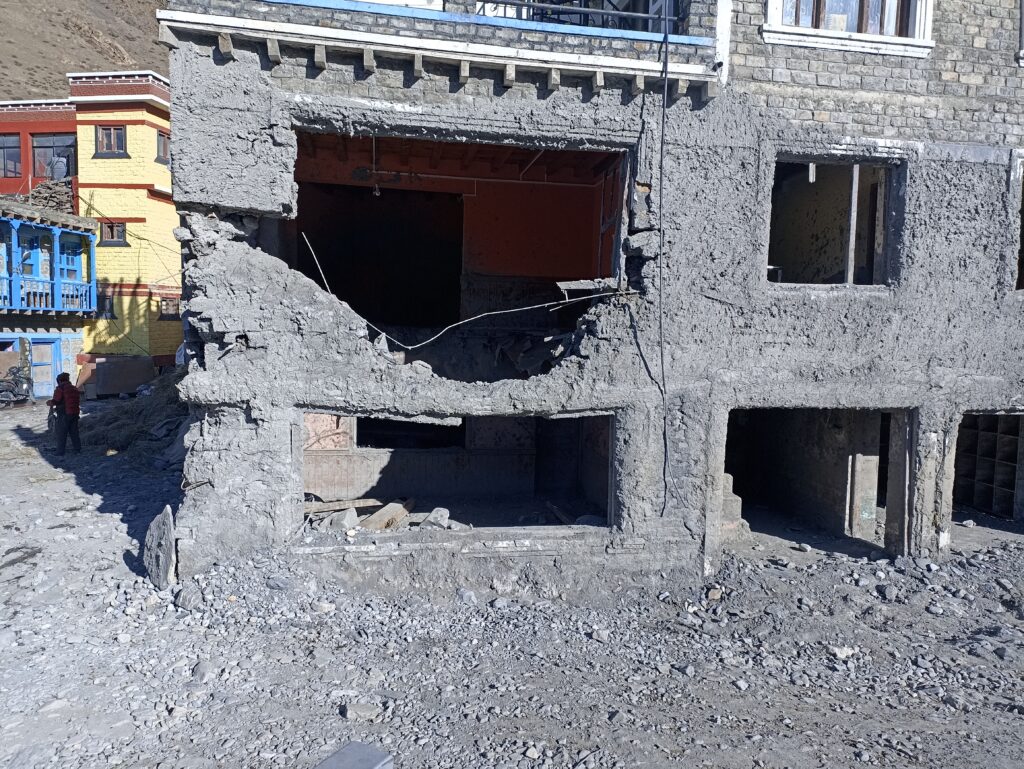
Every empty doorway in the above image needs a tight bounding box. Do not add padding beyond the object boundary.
[723,408,910,551]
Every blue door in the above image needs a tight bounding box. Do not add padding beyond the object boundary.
[30,340,58,398]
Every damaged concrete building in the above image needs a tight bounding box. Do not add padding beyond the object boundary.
[157,0,1024,590]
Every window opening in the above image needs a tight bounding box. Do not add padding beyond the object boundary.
[158,297,181,320]
[356,418,466,449]
[31,134,76,179]
[99,222,127,246]
[724,408,908,553]
[95,294,117,319]
[953,414,1022,522]
[303,413,613,529]
[95,126,128,157]
[0,135,20,178]
[156,131,170,164]
[768,160,896,285]
[782,0,914,36]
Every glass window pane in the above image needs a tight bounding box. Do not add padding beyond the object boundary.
[31,134,76,178]
[883,0,899,35]
[866,0,882,33]
[0,135,20,178]
[799,0,813,27]
[822,0,860,32]
[783,0,797,25]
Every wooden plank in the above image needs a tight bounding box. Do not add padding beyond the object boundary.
[217,32,235,61]
[545,500,575,526]
[305,498,384,515]
[846,163,860,285]
[266,38,282,64]
[361,498,415,531]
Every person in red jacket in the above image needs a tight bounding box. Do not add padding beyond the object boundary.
[46,372,81,456]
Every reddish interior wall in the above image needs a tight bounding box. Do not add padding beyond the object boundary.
[294,137,622,281]
[464,181,604,278]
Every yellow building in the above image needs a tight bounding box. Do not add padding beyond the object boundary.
[70,71,181,388]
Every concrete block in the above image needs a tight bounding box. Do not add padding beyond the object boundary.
[313,741,393,769]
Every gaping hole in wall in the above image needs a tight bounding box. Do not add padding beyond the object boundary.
[285,133,625,382]
[723,408,909,553]
[953,414,1023,533]
[302,412,613,529]
[768,160,900,286]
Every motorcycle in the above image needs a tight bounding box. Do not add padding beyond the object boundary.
[0,366,35,409]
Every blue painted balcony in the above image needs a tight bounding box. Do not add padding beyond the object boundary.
[0,202,97,316]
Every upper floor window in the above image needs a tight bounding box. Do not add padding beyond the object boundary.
[0,135,21,178]
[156,131,170,165]
[764,0,934,57]
[158,297,181,319]
[32,134,76,180]
[99,222,128,246]
[767,159,904,286]
[95,126,128,158]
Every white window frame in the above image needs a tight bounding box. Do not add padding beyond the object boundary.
[762,0,935,58]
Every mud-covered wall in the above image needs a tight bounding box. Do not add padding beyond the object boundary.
[164,1,1024,585]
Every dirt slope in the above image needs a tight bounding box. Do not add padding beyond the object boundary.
[0,0,167,101]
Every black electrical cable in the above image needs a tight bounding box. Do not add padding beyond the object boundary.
[657,1,671,517]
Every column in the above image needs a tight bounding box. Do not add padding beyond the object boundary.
[87,233,97,311]
[896,408,959,558]
[51,227,63,311]
[9,221,21,310]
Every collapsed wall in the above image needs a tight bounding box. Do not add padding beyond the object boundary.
[163,1,1024,592]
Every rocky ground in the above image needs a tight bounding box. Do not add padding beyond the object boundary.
[2,401,1024,769]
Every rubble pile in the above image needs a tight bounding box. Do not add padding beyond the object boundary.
[79,370,190,467]
[3,407,1024,769]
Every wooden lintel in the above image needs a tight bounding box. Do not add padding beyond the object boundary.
[157,24,179,50]
[503,63,516,88]
[592,70,604,94]
[412,53,424,79]
[217,32,235,61]
[631,74,645,97]
[305,498,383,515]
[314,44,327,70]
[363,47,376,74]
[547,68,560,91]
[266,38,282,64]
[459,60,470,84]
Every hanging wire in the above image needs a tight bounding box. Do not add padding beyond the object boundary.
[656,0,671,516]
[300,231,637,351]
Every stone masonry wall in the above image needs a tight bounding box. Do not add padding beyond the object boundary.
[167,0,715,70]
[164,1,1024,590]
[731,0,1024,144]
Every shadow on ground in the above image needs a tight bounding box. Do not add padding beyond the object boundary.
[741,503,884,559]
[12,404,183,578]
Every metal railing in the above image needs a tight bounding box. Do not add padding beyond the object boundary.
[476,0,685,34]
[0,275,96,313]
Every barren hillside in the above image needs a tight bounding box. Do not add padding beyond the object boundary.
[0,0,167,101]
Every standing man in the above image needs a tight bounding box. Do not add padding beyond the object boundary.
[46,372,81,455]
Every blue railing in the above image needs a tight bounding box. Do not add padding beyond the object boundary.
[1,216,97,314]
[0,275,96,313]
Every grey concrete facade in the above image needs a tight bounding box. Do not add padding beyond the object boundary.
[160,0,1024,592]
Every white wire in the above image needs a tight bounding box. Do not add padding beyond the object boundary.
[300,230,635,351]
